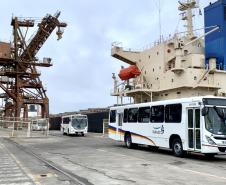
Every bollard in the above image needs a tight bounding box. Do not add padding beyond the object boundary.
[12,122,14,137]
[27,122,31,137]
[46,119,49,136]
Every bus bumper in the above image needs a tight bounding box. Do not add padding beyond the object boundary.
[202,144,226,154]
[71,129,87,135]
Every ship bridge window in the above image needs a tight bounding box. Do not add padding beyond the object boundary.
[184,50,188,55]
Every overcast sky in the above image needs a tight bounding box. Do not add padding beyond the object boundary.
[0,0,214,113]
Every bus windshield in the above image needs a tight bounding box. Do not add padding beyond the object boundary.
[37,120,47,126]
[72,118,88,129]
[205,107,226,135]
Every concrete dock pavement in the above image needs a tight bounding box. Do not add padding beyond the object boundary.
[1,131,226,184]
[0,142,35,185]
[0,131,87,185]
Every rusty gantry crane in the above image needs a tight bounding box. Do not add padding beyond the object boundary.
[0,11,67,118]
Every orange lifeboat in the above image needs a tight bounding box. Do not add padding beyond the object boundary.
[118,65,141,80]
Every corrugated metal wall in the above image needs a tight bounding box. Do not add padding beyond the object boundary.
[86,112,109,133]
[49,116,62,130]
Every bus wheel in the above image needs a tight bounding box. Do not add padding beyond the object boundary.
[125,134,136,149]
[172,139,184,157]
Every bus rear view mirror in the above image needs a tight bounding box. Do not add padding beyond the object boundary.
[202,107,209,116]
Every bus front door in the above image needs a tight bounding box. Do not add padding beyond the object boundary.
[187,108,201,151]
[116,113,123,141]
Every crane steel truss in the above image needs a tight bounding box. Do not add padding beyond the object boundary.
[0,11,67,119]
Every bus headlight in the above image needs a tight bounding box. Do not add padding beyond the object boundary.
[205,135,216,145]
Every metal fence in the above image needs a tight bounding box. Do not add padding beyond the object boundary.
[102,119,109,136]
[0,117,49,138]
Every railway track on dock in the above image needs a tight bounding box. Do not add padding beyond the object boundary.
[3,138,93,185]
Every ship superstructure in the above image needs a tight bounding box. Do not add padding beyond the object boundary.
[111,0,226,104]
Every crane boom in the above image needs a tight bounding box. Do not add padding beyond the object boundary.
[20,12,67,61]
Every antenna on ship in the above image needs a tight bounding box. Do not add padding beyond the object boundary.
[158,0,162,42]
[154,0,162,43]
[178,0,199,39]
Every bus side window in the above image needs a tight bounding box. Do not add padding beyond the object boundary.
[151,105,164,123]
[110,110,116,123]
[123,109,128,123]
[165,104,182,123]
[128,108,138,123]
[63,117,70,124]
[138,107,150,123]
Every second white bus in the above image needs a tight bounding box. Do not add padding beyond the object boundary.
[61,114,88,136]
[109,96,226,157]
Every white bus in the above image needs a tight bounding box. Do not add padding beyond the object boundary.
[61,114,88,136]
[32,119,48,131]
[109,96,226,157]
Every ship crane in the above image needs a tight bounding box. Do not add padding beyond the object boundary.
[19,11,67,61]
[0,11,67,119]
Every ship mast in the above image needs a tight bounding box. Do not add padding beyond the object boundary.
[178,0,198,39]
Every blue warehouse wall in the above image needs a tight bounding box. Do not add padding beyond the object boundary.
[205,0,226,69]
